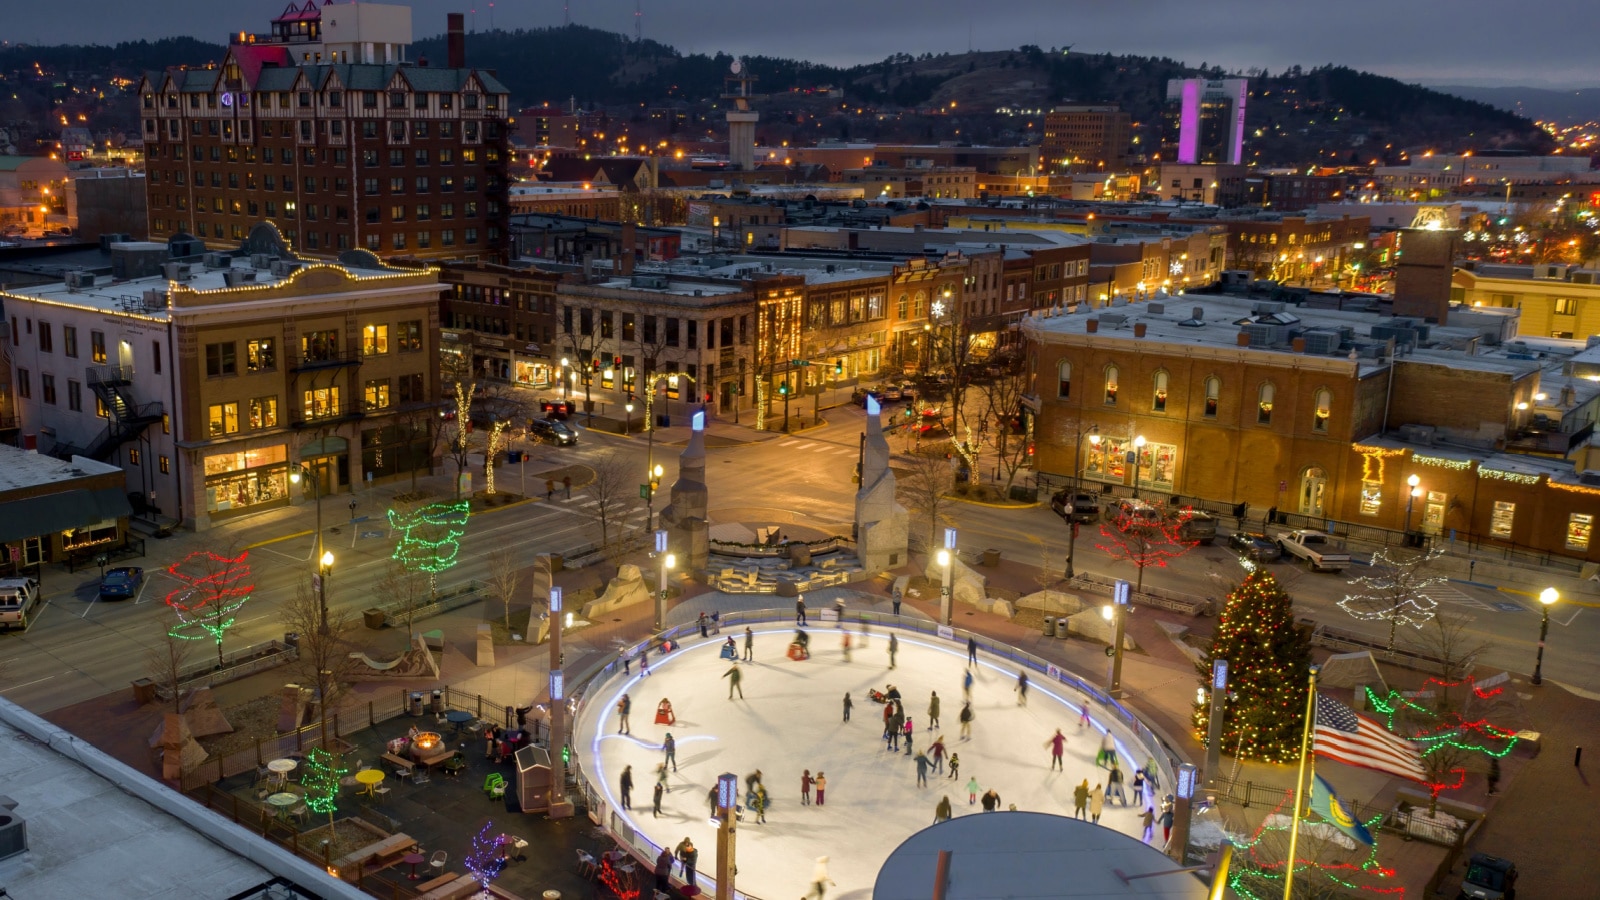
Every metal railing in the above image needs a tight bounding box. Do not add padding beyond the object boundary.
[1210,776,1476,847]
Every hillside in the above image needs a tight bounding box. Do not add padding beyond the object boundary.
[1433,85,1600,125]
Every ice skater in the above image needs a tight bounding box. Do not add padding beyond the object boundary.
[980,788,1001,812]
[656,762,669,796]
[814,772,826,805]
[1097,730,1116,769]
[796,596,807,625]
[928,691,940,729]
[903,717,915,756]
[1046,728,1067,770]
[1160,796,1175,843]
[723,661,744,699]
[663,733,678,773]
[966,775,980,804]
[962,668,974,700]
[1016,670,1029,705]
[841,630,852,662]
[639,643,651,676]
[967,635,978,666]
[1107,762,1128,806]
[801,769,813,805]
[887,705,904,751]
[752,784,768,823]
[930,735,947,774]
[1140,806,1156,843]
[1079,702,1091,729]
[934,795,952,823]
[808,856,835,900]
[1132,768,1147,807]
[958,700,973,740]
[620,765,634,809]
[947,751,960,780]
[887,632,898,669]
[743,626,754,661]
[842,692,853,722]
[652,780,663,818]
[675,838,698,890]
[616,693,631,734]
[1072,780,1090,819]
[915,751,930,787]
[1090,783,1105,823]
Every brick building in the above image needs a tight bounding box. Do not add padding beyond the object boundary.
[1042,105,1132,172]
[438,260,564,387]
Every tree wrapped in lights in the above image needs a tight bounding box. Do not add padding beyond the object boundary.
[1194,570,1314,763]
[1095,504,1198,595]
[463,820,508,892]
[163,549,254,667]
[1366,678,1522,814]
[1338,546,1446,655]
[300,746,347,826]
[388,499,471,595]
[1226,791,1401,900]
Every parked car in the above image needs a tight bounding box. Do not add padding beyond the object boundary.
[1227,531,1282,561]
[99,566,144,600]
[852,386,884,407]
[1457,854,1516,900]
[1170,508,1217,544]
[529,418,578,446]
[1103,498,1164,527]
[1050,490,1100,524]
[896,383,917,401]
[0,577,41,629]
[1273,529,1352,572]
[881,384,903,401]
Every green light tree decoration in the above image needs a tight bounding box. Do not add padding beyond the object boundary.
[1193,569,1314,764]
[163,549,254,669]
[388,499,471,595]
[300,746,348,827]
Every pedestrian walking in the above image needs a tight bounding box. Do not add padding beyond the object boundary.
[675,838,698,890]
[743,626,754,661]
[1079,703,1091,729]
[1090,784,1105,823]
[655,847,673,893]
[616,693,631,735]
[980,788,1001,812]
[620,765,634,809]
[814,772,826,806]
[1107,763,1128,806]
[1132,768,1147,807]
[930,736,947,774]
[841,630,852,662]
[958,701,973,740]
[1046,728,1067,770]
[1072,779,1090,819]
[801,769,813,805]
[711,610,721,634]
[888,632,898,669]
[967,635,978,666]
[652,781,664,818]
[892,590,902,616]
[808,857,835,900]
[1141,806,1156,843]
[1487,757,1501,795]
[663,732,678,772]
[947,751,960,780]
[796,597,807,625]
[545,478,555,501]
[1267,504,1277,526]
[966,776,980,805]
[928,691,940,729]
[1097,730,1116,769]
[1016,670,1029,705]
[562,474,572,498]
[915,751,930,787]
[934,795,952,823]
[723,662,744,699]
[483,725,497,760]
[842,692,853,722]
[752,785,768,824]
[698,612,709,638]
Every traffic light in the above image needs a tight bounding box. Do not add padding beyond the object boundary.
[613,355,622,368]
[562,745,571,765]
[835,358,844,375]
[778,382,789,396]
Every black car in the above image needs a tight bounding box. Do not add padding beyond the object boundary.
[1228,531,1282,561]
[539,399,573,420]
[529,418,578,446]
[1050,490,1100,524]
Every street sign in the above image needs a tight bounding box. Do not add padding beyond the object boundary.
[639,483,650,499]
[1113,579,1131,605]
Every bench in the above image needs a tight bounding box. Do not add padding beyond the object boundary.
[349,651,404,671]
[417,874,479,899]
[416,872,459,892]
[330,832,415,874]
[382,752,415,776]
[418,748,459,769]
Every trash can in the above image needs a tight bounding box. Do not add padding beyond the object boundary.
[1058,617,1072,639]
[981,549,1002,568]
[1042,616,1056,637]
[283,632,300,648]
[429,689,443,715]
[363,608,387,630]
[131,678,156,705]
[657,413,671,428]
[409,692,425,717]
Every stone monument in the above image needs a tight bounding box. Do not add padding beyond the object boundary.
[658,408,710,575]
[853,396,909,572]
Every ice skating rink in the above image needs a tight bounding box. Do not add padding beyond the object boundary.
[575,624,1169,900]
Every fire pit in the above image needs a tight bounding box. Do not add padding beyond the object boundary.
[409,732,443,760]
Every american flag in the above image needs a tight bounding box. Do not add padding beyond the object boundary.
[1313,694,1426,782]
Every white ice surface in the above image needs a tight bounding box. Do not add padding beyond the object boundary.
[575,625,1167,900]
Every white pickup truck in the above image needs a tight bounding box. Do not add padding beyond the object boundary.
[1273,529,1352,572]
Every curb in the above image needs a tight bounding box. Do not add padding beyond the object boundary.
[244,529,312,550]
[943,494,1041,510]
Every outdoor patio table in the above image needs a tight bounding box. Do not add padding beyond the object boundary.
[266,792,299,818]
[266,758,297,787]
[355,768,385,796]
[445,710,474,734]
[403,851,425,880]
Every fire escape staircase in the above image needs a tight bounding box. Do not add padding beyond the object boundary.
[81,365,164,461]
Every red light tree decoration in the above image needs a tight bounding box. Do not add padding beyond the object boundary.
[1094,505,1198,595]
[164,549,255,667]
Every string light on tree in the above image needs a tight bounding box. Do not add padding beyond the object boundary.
[299,747,347,826]
[463,820,509,891]
[1193,570,1313,764]
[162,550,254,657]
[1225,791,1400,899]
[1338,547,1447,655]
[388,500,471,593]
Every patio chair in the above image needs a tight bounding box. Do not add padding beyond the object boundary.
[429,850,448,876]
[289,805,308,824]
[412,768,431,785]
[576,849,598,879]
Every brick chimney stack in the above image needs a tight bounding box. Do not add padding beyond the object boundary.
[619,222,637,276]
[447,13,466,68]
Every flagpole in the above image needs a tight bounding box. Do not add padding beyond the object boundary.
[1282,665,1319,900]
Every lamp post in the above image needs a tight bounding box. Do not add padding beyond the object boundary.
[560,357,570,402]
[654,529,673,629]
[1104,579,1130,698]
[1531,587,1559,685]
[623,401,634,437]
[1202,659,1228,791]
[316,550,334,633]
[1404,473,1421,537]
[936,527,956,625]
[547,583,574,817]
[1064,425,1099,580]
[1130,434,1147,498]
[715,771,739,900]
[288,464,330,631]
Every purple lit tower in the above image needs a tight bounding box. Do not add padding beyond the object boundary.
[853,396,908,573]
[658,409,710,575]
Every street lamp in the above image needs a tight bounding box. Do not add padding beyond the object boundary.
[317,550,334,633]
[1064,425,1099,580]
[624,401,634,437]
[654,530,673,629]
[1130,434,1147,498]
[1104,579,1130,697]
[936,526,957,625]
[1404,474,1421,535]
[646,463,665,531]
[288,464,330,631]
[1531,587,1559,685]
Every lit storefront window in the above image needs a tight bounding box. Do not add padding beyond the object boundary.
[204,445,289,517]
[1568,513,1594,552]
[1490,501,1515,539]
[1083,437,1176,492]
[514,360,552,386]
[1359,482,1382,516]
[1103,365,1119,405]
[1152,371,1169,412]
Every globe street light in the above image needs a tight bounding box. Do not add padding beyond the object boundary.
[560,357,570,401]
[936,527,957,625]
[317,550,334,633]
[1064,425,1099,580]
[288,464,330,630]
[624,401,634,437]
[1131,434,1147,498]
[1404,474,1421,535]
[1532,587,1559,685]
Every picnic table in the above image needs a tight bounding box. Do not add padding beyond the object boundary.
[355,769,385,797]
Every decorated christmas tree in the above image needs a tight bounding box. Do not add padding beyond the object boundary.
[1194,569,1314,764]
[388,499,471,593]
[300,746,348,826]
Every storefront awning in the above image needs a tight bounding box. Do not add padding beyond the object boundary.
[0,487,133,545]
[299,436,349,457]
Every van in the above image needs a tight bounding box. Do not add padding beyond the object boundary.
[0,577,41,630]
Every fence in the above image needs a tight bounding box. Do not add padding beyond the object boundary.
[563,609,1185,900]
[1210,776,1477,848]
[1068,572,1213,617]
[368,580,486,627]
[1301,621,1470,677]
[162,638,299,698]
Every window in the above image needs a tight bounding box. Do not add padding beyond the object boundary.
[301,330,339,362]
[362,324,389,356]
[63,325,78,358]
[1103,365,1118,405]
[40,374,55,405]
[67,379,81,411]
[1203,376,1220,417]
[303,386,341,420]
[687,320,698,349]
[599,312,614,340]
[1313,389,1332,433]
[1152,370,1169,412]
[159,455,170,474]
[1056,360,1071,399]
[1359,482,1382,516]
[1490,501,1515,539]
[398,372,425,403]
[128,448,140,465]
[665,317,678,346]
[249,396,278,429]
[1554,297,1578,316]
[38,322,52,353]
[1257,382,1275,425]
[91,330,107,363]
[15,369,28,399]
[397,320,422,352]
[621,313,636,342]
[208,402,240,436]
[153,340,162,374]
[205,341,237,377]
[1567,513,1594,552]
[95,395,107,418]
[364,379,391,410]
[247,338,276,372]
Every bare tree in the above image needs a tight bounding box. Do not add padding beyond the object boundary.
[1225,805,1400,899]
[974,368,1032,493]
[486,547,521,631]
[585,450,639,573]
[898,446,956,556]
[1402,613,1492,710]
[283,578,355,746]
[390,402,444,496]
[145,609,196,714]
[1338,547,1447,656]
[375,557,430,637]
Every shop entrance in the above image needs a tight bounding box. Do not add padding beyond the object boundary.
[297,435,349,498]
[1298,466,1327,517]
[1422,491,1448,536]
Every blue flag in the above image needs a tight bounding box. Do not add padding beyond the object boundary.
[1308,774,1374,846]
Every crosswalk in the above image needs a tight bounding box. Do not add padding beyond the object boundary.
[1421,582,1494,613]
[775,439,857,457]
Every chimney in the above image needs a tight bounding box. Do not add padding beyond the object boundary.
[1292,336,1306,352]
[447,13,466,68]
[1192,306,1204,321]
[619,222,637,276]
[1086,319,1099,333]
[1133,322,1147,338]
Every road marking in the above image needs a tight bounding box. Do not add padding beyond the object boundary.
[1423,583,1494,611]
[0,675,54,694]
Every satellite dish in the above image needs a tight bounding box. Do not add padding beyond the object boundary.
[730,59,743,75]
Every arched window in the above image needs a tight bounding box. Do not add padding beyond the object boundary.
[1203,376,1220,418]
[1313,389,1332,433]
[1152,370,1169,412]
[1056,360,1071,399]
[1103,364,1119,406]
[1257,382,1276,425]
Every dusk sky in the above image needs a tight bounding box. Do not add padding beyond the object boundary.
[8,0,1598,88]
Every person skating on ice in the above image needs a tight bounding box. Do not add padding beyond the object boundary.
[1097,730,1116,768]
[801,769,813,805]
[903,716,915,756]
[962,667,974,700]
[929,735,947,774]
[980,788,1001,811]
[842,691,853,722]
[1079,702,1091,729]
[814,771,826,805]
[1046,728,1067,770]
[1090,783,1105,823]
[887,632,898,669]
[620,764,634,809]
[967,635,978,666]
[947,751,960,780]
[652,780,664,818]
[1072,779,1090,819]
[796,596,807,625]
[927,690,940,729]
[752,784,768,823]
[966,775,980,804]
[958,700,973,740]
[675,837,698,890]
[1016,670,1029,705]
[1132,767,1147,806]
[1107,761,1128,805]
[743,626,754,661]
[723,661,744,699]
[656,762,669,796]
[808,856,836,900]
[1140,806,1156,843]
[915,750,930,787]
[616,692,631,734]
[663,732,678,773]
[841,629,852,662]
[934,794,953,823]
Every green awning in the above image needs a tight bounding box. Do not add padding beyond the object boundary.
[0,488,133,544]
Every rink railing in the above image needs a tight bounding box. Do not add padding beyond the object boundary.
[564,609,1181,899]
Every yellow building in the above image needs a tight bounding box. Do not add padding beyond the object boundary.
[1453,262,1600,341]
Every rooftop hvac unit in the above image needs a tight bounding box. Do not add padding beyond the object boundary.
[64,270,97,290]
[1579,471,1600,487]
[162,262,193,282]
[1301,330,1343,354]
[1398,424,1437,446]
[1573,271,1596,285]
[251,253,276,269]
[1244,323,1282,347]
[269,260,300,277]
[1097,313,1129,326]
[1146,302,1166,315]
[202,252,230,269]
[142,289,167,309]
[1251,300,1286,316]
[0,796,26,861]
[1370,324,1418,350]
[223,269,259,287]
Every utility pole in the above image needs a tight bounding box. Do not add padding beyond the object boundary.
[547,579,574,818]
[715,772,739,899]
